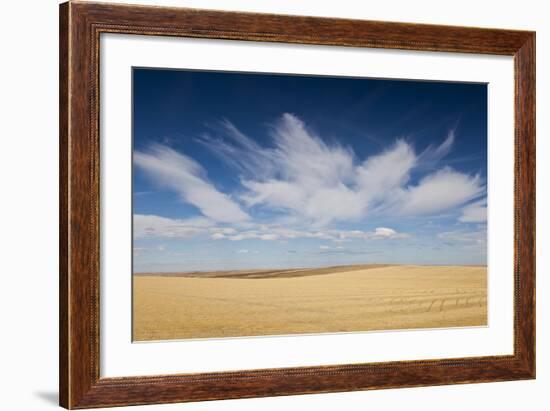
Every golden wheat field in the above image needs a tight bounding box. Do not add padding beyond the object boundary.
[133,264,487,341]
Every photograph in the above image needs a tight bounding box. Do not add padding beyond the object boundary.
[1,0,542,409]
[132,68,488,342]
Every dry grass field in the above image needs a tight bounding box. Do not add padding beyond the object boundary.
[133,265,487,341]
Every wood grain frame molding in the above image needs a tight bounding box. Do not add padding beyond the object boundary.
[60,1,535,408]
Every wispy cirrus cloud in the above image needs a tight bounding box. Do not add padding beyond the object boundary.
[416,129,455,166]
[197,113,484,225]
[398,167,484,216]
[236,114,362,225]
[136,114,484,229]
[134,144,249,223]
[196,119,276,179]
[458,199,487,223]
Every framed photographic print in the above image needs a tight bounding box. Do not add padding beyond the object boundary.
[59,1,535,409]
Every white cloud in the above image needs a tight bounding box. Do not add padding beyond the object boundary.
[336,227,411,240]
[238,114,362,225]
[356,139,416,207]
[237,249,249,254]
[134,214,213,239]
[417,129,455,166]
[222,232,278,241]
[373,227,396,237]
[134,144,249,223]
[438,229,486,246]
[459,199,487,223]
[258,233,279,241]
[318,244,346,251]
[398,167,484,216]
[196,119,276,178]
[136,214,411,243]
[135,115,484,241]
[213,227,238,235]
[212,225,410,242]
[199,114,483,225]
[372,227,408,239]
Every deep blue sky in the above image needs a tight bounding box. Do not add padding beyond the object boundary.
[132,68,487,272]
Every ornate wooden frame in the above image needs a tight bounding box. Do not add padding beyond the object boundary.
[59,1,535,408]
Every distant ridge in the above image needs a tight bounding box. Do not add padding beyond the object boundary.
[134,264,395,279]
